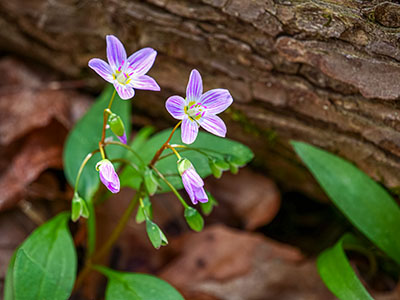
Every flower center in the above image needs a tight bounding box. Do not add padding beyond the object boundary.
[185,101,207,121]
[113,61,133,86]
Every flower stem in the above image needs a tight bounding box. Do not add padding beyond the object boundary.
[74,184,143,290]
[74,149,100,192]
[166,144,182,160]
[104,140,145,165]
[107,89,117,109]
[99,89,117,157]
[152,166,188,208]
[149,121,182,167]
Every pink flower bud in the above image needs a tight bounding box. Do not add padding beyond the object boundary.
[96,159,120,193]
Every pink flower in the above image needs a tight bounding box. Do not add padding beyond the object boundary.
[166,69,233,144]
[96,159,120,193]
[88,35,160,100]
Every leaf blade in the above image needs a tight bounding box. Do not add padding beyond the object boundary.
[97,267,184,300]
[317,234,374,300]
[6,212,76,300]
[292,141,400,264]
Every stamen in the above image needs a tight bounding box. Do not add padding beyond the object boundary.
[202,111,205,117]
[118,60,125,72]
[128,72,134,76]
[190,104,195,109]
[124,73,128,79]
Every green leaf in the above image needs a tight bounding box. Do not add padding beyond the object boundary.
[63,86,131,199]
[292,141,400,264]
[184,207,204,232]
[4,212,77,300]
[121,128,254,192]
[200,191,218,216]
[96,266,184,300]
[317,234,374,300]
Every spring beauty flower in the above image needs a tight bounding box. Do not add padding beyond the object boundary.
[166,69,233,144]
[96,159,120,193]
[178,158,208,205]
[88,35,160,100]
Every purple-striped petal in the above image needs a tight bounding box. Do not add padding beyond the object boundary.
[129,75,160,91]
[186,69,203,102]
[166,96,185,120]
[199,114,226,137]
[181,117,199,144]
[98,160,120,193]
[88,58,113,83]
[193,185,208,203]
[200,89,233,114]
[106,35,127,71]
[114,83,135,100]
[185,168,204,187]
[117,132,127,144]
[127,48,157,76]
[182,172,195,203]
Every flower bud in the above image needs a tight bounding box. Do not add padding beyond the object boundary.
[71,192,89,222]
[96,159,120,193]
[108,113,127,144]
[136,196,153,224]
[184,207,204,232]
[208,158,222,178]
[108,113,125,136]
[200,191,218,216]
[227,155,245,174]
[144,168,159,196]
[177,158,192,176]
[178,159,208,205]
[145,219,168,249]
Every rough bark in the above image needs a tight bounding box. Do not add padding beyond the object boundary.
[2,0,400,197]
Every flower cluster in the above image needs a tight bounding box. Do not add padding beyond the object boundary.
[89,35,233,205]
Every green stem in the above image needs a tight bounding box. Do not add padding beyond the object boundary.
[110,158,141,175]
[86,200,96,255]
[166,144,182,160]
[107,89,117,109]
[105,141,145,165]
[74,149,100,192]
[152,166,188,208]
[149,121,182,167]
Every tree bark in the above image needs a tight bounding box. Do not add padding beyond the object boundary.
[2,0,400,197]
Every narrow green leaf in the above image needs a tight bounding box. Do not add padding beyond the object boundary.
[317,234,374,300]
[184,207,204,232]
[5,212,77,300]
[96,266,184,300]
[292,141,400,264]
[121,128,254,191]
[63,86,131,199]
